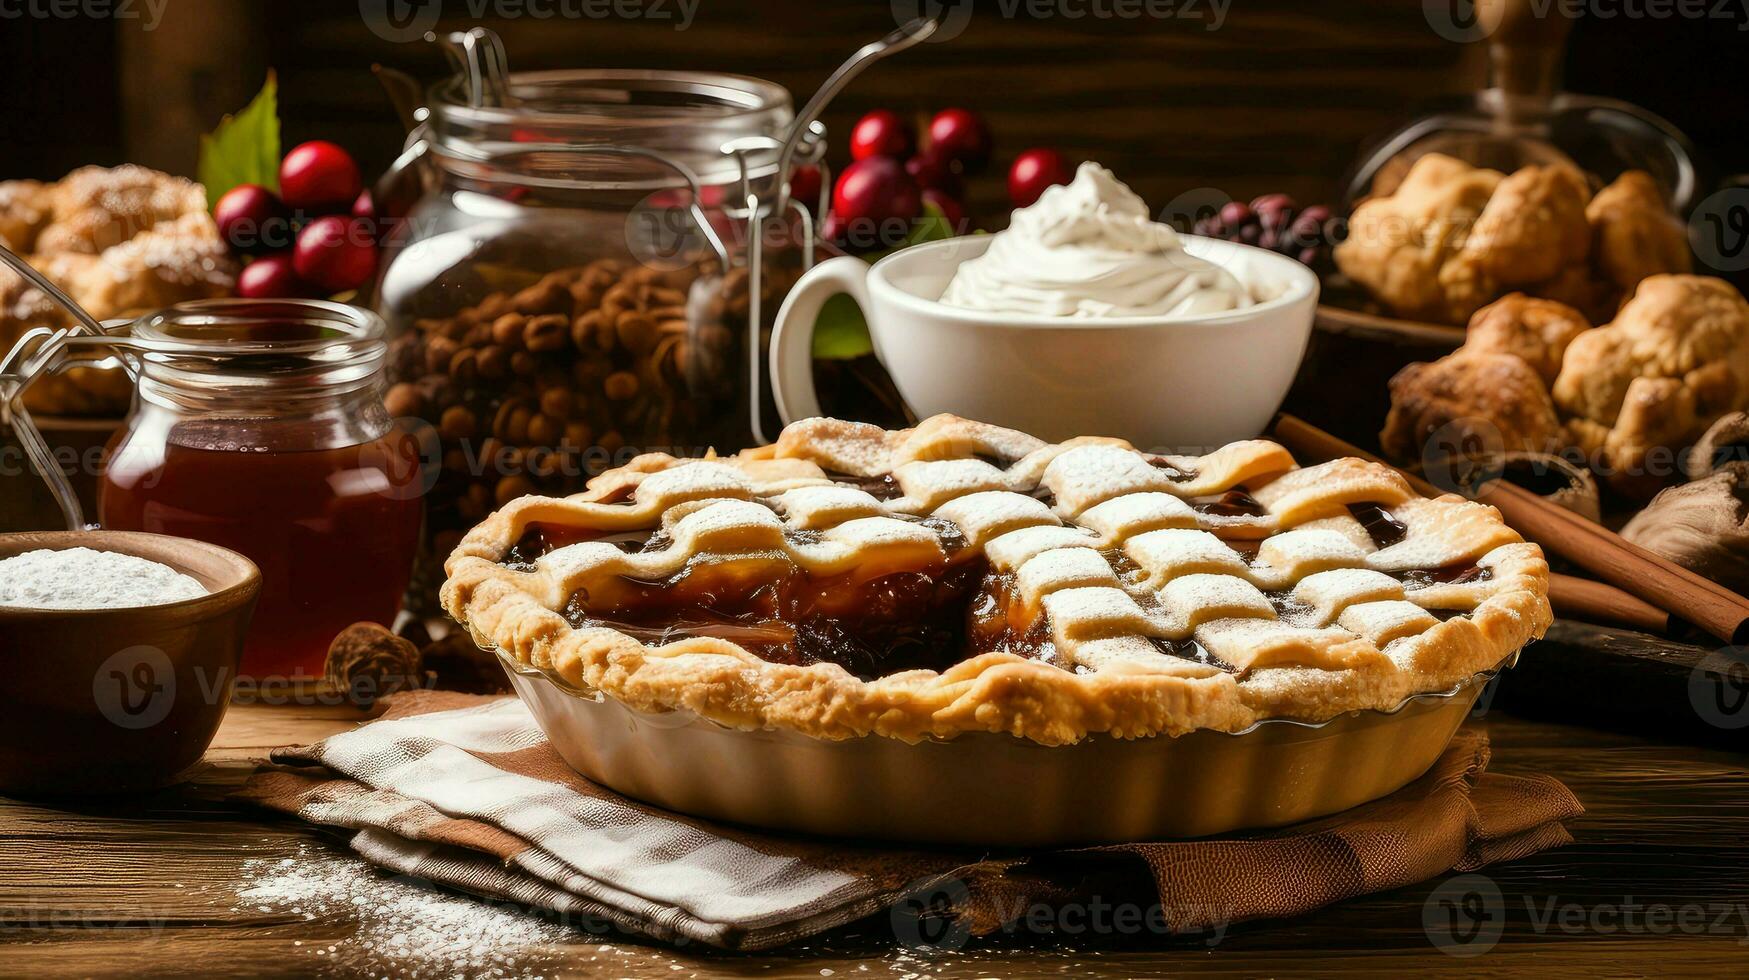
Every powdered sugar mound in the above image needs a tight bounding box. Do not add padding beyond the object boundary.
[0,547,208,609]
[236,846,570,978]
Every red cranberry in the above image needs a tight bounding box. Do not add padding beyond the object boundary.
[927,108,992,174]
[293,215,378,293]
[1219,201,1254,228]
[236,253,312,299]
[279,141,363,213]
[905,150,963,197]
[849,110,915,162]
[922,189,968,234]
[788,164,823,209]
[1008,148,1072,209]
[831,157,922,251]
[213,184,292,254]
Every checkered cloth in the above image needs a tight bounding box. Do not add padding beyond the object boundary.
[238,692,1581,951]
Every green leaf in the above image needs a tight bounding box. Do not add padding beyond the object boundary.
[811,292,874,360]
[904,200,957,247]
[198,72,281,210]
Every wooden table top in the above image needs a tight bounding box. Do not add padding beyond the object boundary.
[4,701,1748,977]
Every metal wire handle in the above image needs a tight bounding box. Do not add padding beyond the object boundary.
[428,27,513,108]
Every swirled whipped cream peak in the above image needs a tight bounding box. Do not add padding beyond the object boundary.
[939,162,1255,318]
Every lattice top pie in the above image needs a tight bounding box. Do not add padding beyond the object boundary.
[443,415,1551,745]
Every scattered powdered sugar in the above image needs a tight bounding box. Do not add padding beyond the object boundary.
[0,547,209,610]
[236,846,571,978]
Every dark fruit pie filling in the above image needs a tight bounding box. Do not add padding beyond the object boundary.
[500,494,1487,681]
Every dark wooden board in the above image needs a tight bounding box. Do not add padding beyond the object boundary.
[1502,620,1749,749]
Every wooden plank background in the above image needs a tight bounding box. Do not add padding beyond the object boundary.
[4,2,1740,221]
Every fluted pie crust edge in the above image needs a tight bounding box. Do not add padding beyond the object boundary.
[442,416,1551,745]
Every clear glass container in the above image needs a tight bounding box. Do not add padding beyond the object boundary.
[95,300,424,682]
[1342,0,1696,209]
[373,67,821,601]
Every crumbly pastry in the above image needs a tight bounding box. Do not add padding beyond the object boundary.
[1380,350,1565,464]
[1335,154,1687,325]
[1554,275,1749,497]
[1463,292,1592,386]
[443,415,1551,745]
[0,166,235,416]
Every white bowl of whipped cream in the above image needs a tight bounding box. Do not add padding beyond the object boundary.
[771,163,1319,451]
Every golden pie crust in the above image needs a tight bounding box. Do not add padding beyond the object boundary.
[442,415,1551,745]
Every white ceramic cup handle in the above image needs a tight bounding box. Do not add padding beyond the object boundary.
[769,255,877,424]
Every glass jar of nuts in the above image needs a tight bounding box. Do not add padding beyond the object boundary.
[373,66,825,607]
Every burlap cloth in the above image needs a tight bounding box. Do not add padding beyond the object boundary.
[238,691,1581,951]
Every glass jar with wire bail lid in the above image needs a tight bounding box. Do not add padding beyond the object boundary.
[370,30,832,603]
[0,293,426,684]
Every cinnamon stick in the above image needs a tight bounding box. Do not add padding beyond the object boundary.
[1271,414,1749,643]
[1471,480,1749,644]
[1548,573,1670,635]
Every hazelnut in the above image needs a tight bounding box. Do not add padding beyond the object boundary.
[512,279,572,316]
[563,420,594,449]
[424,336,459,375]
[571,310,604,352]
[502,405,532,444]
[615,312,659,356]
[527,412,562,447]
[491,313,528,349]
[439,404,477,441]
[603,370,640,401]
[525,447,561,479]
[495,474,536,507]
[447,347,479,383]
[571,357,607,388]
[476,292,510,322]
[540,387,575,420]
[477,344,510,380]
[383,382,425,419]
[524,314,569,353]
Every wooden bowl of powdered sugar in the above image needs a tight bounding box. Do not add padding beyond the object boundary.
[0,530,260,796]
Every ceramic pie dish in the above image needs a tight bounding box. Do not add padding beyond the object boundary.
[443,414,1551,842]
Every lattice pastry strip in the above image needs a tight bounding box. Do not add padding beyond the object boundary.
[443,414,1553,745]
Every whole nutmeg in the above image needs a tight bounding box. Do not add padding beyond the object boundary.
[525,314,569,353]
[325,622,423,708]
